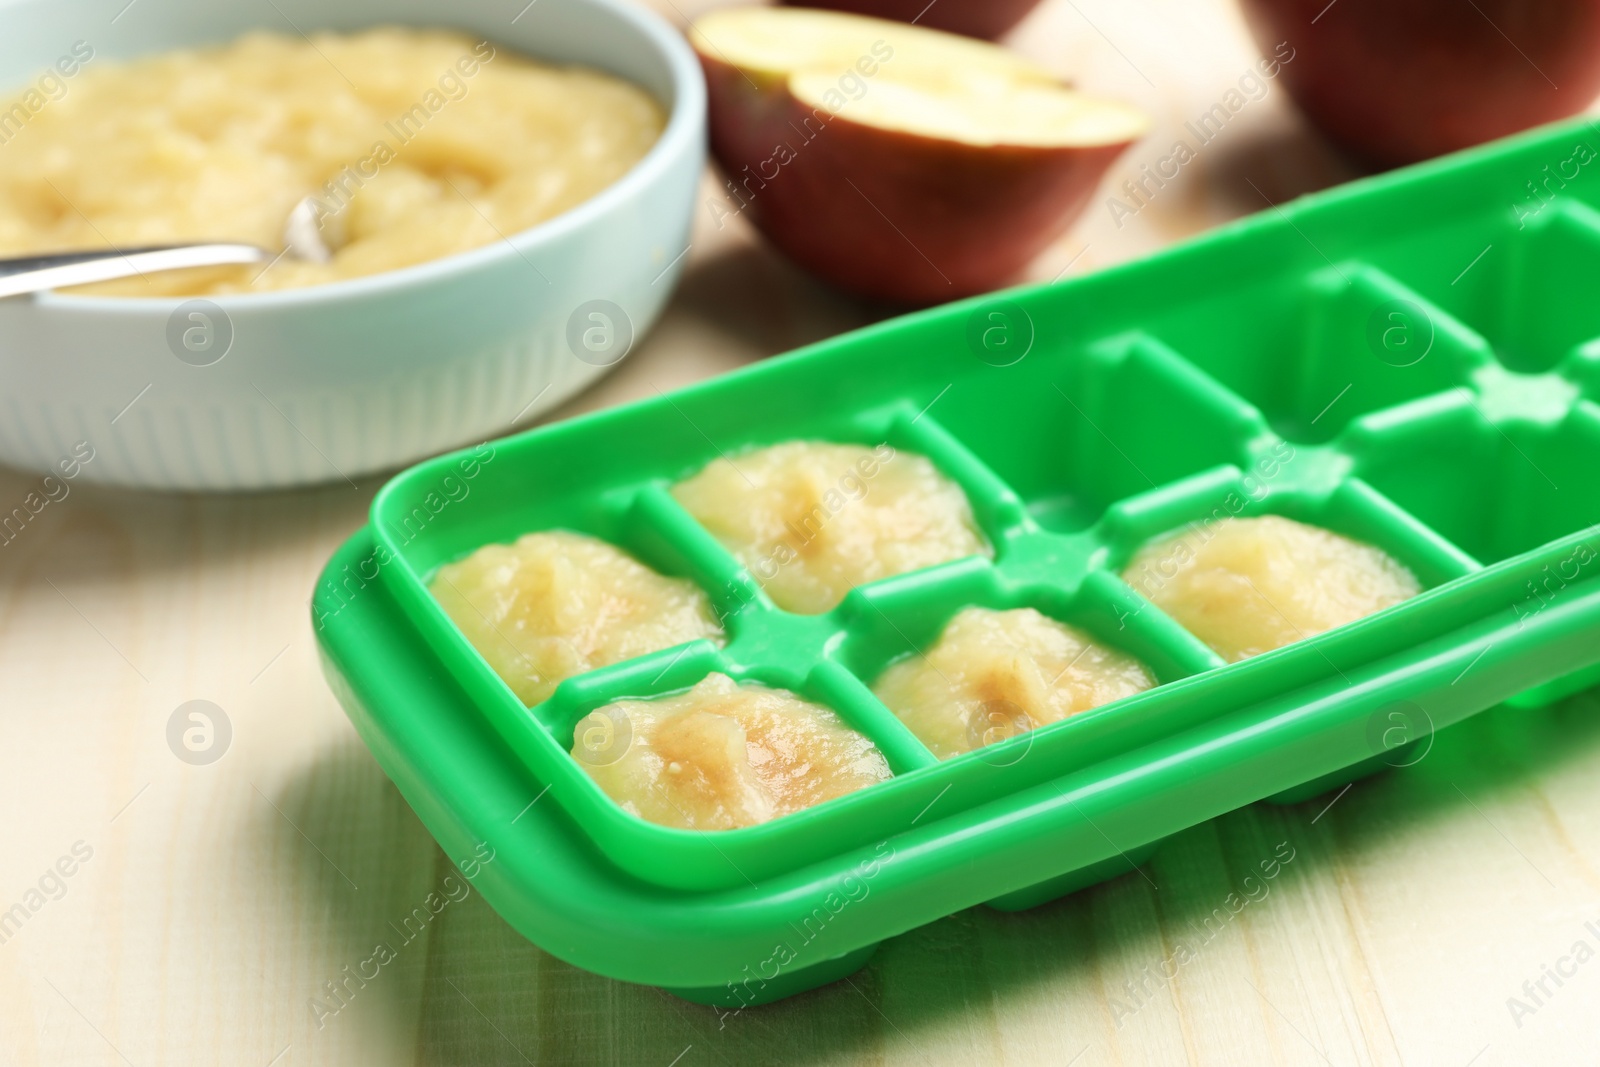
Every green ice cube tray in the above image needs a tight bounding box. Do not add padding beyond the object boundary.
[314,118,1600,1006]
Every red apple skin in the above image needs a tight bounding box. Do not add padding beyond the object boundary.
[776,0,1043,41]
[1240,0,1600,167]
[700,55,1134,304]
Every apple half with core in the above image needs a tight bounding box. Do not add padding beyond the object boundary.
[691,8,1148,304]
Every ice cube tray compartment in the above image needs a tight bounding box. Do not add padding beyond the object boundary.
[1137,263,1492,444]
[925,329,1270,531]
[321,120,1600,999]
[1392,201,1600,375]
[1355,399,1600,566]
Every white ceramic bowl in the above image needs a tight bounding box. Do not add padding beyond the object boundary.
[0,0,704,490]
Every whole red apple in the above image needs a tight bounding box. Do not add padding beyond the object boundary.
[1240,0,1600,167]
[691,8,1147,304]
[777,0,1044,41]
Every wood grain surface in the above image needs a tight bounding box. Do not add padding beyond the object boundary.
[2,1,1595,1064]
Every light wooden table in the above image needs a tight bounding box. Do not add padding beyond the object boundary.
[3,2,1596,1064]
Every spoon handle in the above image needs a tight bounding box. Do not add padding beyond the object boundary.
[0,243,269,299]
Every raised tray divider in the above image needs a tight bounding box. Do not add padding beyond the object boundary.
[1097,464,1253,552]
[808,661,939,774]
[886,406,1034,543]
[835,555,1005,678]
[835,543,1211,699]
[536,640,728,745]
[1093,456,1402,577]
[628,483,774,632]
[1089,450,1485,691]
[1326,478,1482,587]
[1073,568,1225,680]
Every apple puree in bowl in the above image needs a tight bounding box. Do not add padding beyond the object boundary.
[0,28,664,295]
[430,531,722,706]
[573,672,892,830]
[873,606,1155,759]
[672,441,991,614]
[1123,515,1422,662]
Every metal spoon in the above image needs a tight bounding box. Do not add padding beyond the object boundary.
[0,197,335,300]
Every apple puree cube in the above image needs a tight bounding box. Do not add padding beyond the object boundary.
[872,606,1155,759]
[1123,515,1421,662]
[430,530,723,706]
[672,441,990,614]
[572,672,892,830]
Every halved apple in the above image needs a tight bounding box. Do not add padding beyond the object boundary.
[691,7,1148,304]
[1240,0,1600,168]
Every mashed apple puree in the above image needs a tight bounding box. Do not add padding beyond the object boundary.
[0,28,664,295]
[872,606,1155,759]
[573,672,891,830]
[672,441,990,615]
[430,531,722,706]
[1123,515,1421,662]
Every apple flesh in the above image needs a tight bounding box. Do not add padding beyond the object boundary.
[777,0,1045,41]
[691,8,1147,304]
[1241,0,1600,167]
